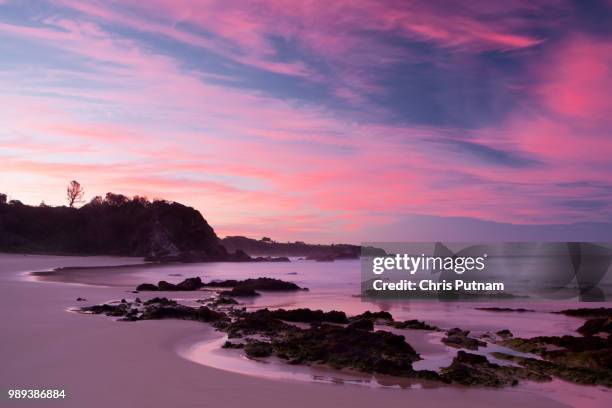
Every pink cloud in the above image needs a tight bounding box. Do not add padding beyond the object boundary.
[1,2,612,241]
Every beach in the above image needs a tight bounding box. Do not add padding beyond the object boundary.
[1,253,610,407]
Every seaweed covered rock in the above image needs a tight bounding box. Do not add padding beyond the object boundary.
[244,341,274,358]
[141,304,224,322]
[440,351,550,387]
[226,309,294,337]
[442,328,487,350]
[496,329,513,338]
[500,335,612,371]
[492,352,612,387]
[271,324,421,376]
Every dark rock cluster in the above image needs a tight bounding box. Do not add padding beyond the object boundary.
[136,277,306,295]
[78,297,612,389]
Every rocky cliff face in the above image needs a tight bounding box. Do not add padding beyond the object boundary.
[0,194,247,262]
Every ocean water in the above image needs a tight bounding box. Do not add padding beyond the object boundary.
[31,257,612,406]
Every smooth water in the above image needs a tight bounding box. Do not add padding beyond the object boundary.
[33,258,612,406]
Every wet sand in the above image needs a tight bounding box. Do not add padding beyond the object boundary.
[0,253,601,407]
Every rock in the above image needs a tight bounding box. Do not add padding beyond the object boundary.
[252,256,291,262]
[140,305,225,322]
[143,297,177,306]
[203,277,306,291]
[244,341,273,358]
[476,307,535,313]
[222,341,244,349]
[175,277,203,290]
[496,329,513,338]
[221,287,260,297]
[157,280,177,291]
[81,303,128,317]
[268,308,348,324]
[442,328,487,350]
[269,324,422,377]
[500,335,612,371]
[137,277,205,291]
[352,310,393,321]
[492,352,612,387]
[226,310,293,337]
[390,319,438,330]
[577,317,612,336]
[347,319,374,331]
[555,308,612,318]
[213,296,239,305]
[305,254,336,262]
[76,297,86,301]
[440,351,550,387]
[136,283,158,291]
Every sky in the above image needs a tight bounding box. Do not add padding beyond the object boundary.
[1,0,612,243]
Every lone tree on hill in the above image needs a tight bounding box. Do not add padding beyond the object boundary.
[66,180,84,207]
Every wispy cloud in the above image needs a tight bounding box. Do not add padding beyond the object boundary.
[1,0,611,241]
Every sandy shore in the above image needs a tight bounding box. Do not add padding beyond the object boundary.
[0,253,577,407]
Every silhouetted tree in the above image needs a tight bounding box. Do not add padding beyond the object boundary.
[66,180,84,207]
[0,193,6,205]
[104,192,128,206]
[89,196,103,206]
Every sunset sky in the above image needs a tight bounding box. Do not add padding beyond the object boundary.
[1,0,612,243]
